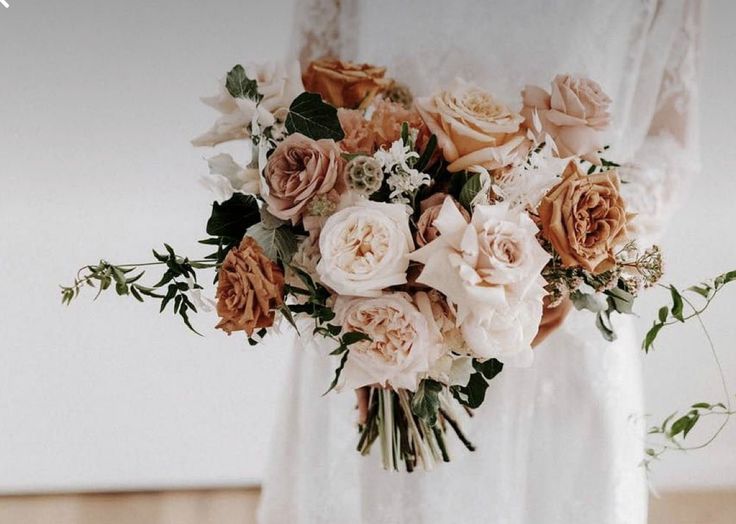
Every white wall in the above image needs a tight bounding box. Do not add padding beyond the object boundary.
[0,0,735,494]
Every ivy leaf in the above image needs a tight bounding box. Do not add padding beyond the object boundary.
[206,194,260,240]
[642,321,663,353]
[246,223,298,264]
[285,92,345,141]
[411,379,443,426]
[458,173,482,211]
[670,285,685,322]
[714,270,736,289]
[225,64,262,102]
[688,285,712,299]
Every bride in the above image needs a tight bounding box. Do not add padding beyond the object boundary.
[258,1,702,523]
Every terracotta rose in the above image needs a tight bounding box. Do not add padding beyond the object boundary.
[539,163,630,274]
[215,237,285,336]
[302,59,390,109]
[264,133,346,224]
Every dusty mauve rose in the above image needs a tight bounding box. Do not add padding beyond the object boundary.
[539,163,630,274]
[415,79,527,173]
[521,74,612,164]
[302,59,390,109]
[338,109,377,154]
[415,193,470,247]
[215,236,285,336]
[264,133,346,224]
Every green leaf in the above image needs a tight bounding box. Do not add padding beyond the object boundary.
[400,121,410,145]
[688,285,712,299]
[606,287,634,315]
[206,194,260,240]
[285,92,345,141]
[658,306,669,323]
[450,372,489,409]
[246,223,298,263]
[458,173,482,211]
[670,415,692,437]
[595,310,617,342]
[324,350,349,395]
[225,64,262,102]
[415,134,437,172]
[342,331,371,346]
[714,270,736,289]
[691,402,711,409]
[642,322,663,352]
[411,379,443,426]
[570,290,606,313]
[473,358,504,381]
[670,285,685,322]
[683,413,700,438]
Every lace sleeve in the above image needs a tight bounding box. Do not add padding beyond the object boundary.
[620,0,703,244]
[290,0,358,68]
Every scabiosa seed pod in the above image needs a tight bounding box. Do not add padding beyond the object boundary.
[346,156,384,196]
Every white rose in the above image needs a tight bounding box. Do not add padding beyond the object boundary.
[317,200,414,297]
[460,286,545,366]
[335,293,434,391]
[410,198,549,364]
[192,61,303,147]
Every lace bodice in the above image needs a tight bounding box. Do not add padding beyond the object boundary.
[291,0,701,242]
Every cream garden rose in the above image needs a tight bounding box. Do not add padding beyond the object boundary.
[316,200,414,296]
[410,198,550,363]
[335,293,435,391]
[193,61,303,147]
[521,74,612,164]
[415,79,527,173]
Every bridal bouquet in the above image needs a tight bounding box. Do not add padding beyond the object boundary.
[62,59,675,471]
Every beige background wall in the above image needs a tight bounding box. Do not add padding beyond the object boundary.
[0,0,735,496]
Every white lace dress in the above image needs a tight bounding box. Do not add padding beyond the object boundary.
[258,1,702,523]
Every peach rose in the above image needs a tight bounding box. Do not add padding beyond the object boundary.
[521,74,611,164]
[215,236,285,336]
[338,109,377,154]
[264,133,346,224]
[369,99,424,149]
[415,79,527,173]
[302,59,390,109]
[415,193,470,247]
[539,163,629,274]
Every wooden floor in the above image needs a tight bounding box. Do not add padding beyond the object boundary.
[1,488,735,524]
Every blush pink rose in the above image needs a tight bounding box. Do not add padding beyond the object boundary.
[521,74,612,164]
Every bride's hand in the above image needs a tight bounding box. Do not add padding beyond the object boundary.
[532,297,572,348]
[356,386,370,425]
